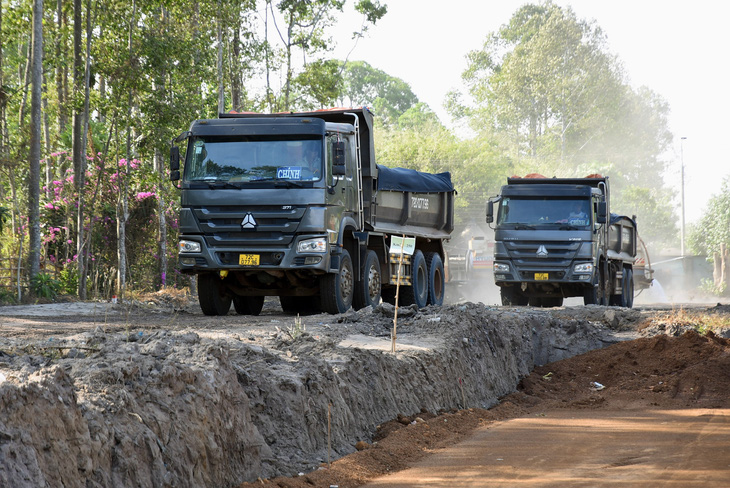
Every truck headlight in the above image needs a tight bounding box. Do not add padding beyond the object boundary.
[573,263,593,273]
[493,262,510,273]
[297,237,327,253]
[179,240,201,253]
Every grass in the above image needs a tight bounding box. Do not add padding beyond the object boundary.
[643,306,730,334]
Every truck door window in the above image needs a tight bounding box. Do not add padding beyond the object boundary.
[327,135,353,180]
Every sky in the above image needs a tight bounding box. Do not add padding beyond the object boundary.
[331,0,730,227]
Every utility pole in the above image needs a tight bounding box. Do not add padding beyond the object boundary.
[680,137,687,257]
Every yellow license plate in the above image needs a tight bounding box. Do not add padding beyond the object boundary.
[239,254,260,266]
[534,273,549,281]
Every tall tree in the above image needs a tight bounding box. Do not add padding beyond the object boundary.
[28,0,44,282]
[447,1,676,249]
[688,177,730,294]
[340,60,418,126]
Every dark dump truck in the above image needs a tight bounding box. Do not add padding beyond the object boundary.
[169,107,455,315]
[486,174,648,308]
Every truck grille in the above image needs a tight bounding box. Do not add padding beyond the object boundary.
[504,240,581,268]
[193,206,306,247]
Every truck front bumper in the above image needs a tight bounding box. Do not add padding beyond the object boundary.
[493,261,594,286]
[177,234,333,274]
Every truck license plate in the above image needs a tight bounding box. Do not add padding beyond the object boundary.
[534,273,549,281]
[239,254,260,266]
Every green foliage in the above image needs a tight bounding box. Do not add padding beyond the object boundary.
[30,273,62,300]
[688,177,730,259]
[0,288,16,306]
[294,59,343,109]
[613,185,677,251]
[0,206,9,236]
[59,267,80,296]
[340,61,419,126]
[447,1,676,250]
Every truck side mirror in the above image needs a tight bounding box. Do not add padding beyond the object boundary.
[597,201,607,224]
[332,141,346,176]
[486,200,494,223]
[170,146,180,181]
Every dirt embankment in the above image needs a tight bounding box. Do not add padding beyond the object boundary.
[0,299,726,487]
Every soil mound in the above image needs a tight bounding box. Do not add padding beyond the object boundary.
[240,329,730,488]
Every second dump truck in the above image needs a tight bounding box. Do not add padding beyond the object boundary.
[487,174,650,308]
[170,108,455,315]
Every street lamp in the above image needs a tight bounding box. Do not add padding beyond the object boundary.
[680,136,687,257]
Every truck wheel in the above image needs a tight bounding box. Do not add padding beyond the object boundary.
[622,267,634,308]
[399,250,428,309]
[233,295,265,316]
[584,262,608,305]
[501,286,528,306]
[198,274,232,316]
[600,261,611,306]
[425,252,445,306]
[320,249,354,314]
[353,250,382,310]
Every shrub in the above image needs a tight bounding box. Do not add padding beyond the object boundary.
[30,273,62,300]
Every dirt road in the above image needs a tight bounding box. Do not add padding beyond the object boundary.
[1,296,729,488]
[364,409,730,487]
[239,311,730,488]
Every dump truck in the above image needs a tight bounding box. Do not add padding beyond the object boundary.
[486,174,650,308]
[169,107,455,315]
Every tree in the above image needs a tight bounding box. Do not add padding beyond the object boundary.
[448,1,676,250]
[688,177,730,294]
[28,0,44,282]
[340,60,418,126]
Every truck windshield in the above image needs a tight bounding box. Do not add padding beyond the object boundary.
[185,136,323,184]
[497,198,591,228]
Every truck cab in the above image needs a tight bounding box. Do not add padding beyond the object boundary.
[170,108,455,316]
[487,176,637,308]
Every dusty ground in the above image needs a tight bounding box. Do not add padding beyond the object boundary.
[1,292,729,487]
[237,307,730,488]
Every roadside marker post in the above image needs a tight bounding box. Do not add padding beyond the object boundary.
[390,235,415,353]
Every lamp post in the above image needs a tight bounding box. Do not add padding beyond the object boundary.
[680,136,687,257]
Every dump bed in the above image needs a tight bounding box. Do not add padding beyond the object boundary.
[607,214,637,263]
[369,165,455,239]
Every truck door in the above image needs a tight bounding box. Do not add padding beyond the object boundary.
[327,134,357,216]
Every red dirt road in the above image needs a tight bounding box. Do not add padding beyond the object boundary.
[364,408,730,487]
[240,327,730,488]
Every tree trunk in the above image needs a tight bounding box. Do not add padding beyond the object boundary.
[118,0,137,299]
[28,0,44,281]
[713,244,730,293]
[217,0,225,114]
[230,25,242,111]
[77,0,94,299]
[56,0,68,134]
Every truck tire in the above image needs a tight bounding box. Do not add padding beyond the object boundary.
[198,274,232,316]
[399,250,428,308]
[320,249,354,314]
[353,250,382,310]
[621,267,634,308]
[501,286,528,306]
[233,295,265,315]
[584,262,608,306]
[425,252,445,306]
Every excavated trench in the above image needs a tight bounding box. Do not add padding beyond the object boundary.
[0,302,643,487]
